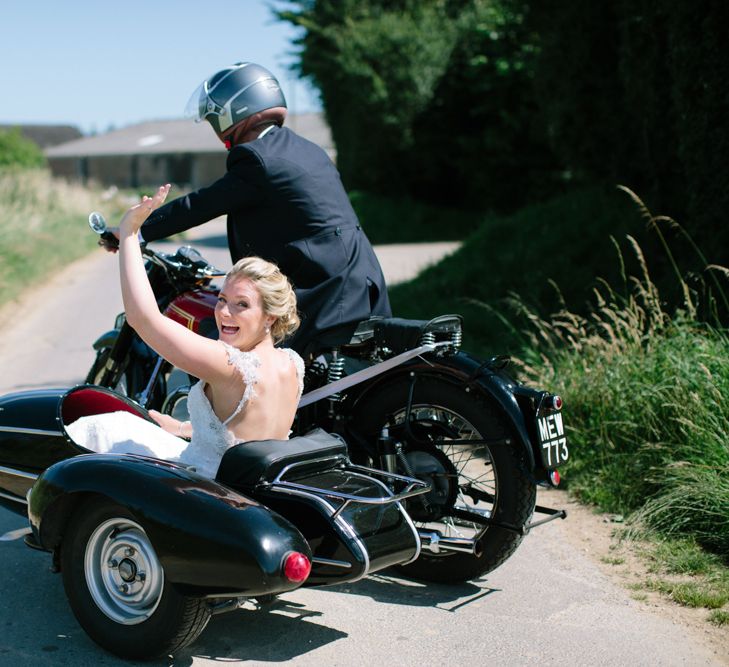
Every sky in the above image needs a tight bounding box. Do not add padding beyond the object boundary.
[0,0,321,135]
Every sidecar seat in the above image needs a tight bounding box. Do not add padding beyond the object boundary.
[216,428,348,488]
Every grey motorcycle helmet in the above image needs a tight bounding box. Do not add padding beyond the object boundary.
[184,62,287,135]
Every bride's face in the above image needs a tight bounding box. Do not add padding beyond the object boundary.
[215,276,274,348]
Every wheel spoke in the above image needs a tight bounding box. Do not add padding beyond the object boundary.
[391,403,498,544]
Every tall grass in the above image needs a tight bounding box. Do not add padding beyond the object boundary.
[0,169,123,308]
[512,190,729,557]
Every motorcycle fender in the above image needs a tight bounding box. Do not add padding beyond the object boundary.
[28,453,311,597]
[436,352,540,470]
[91,329,119,351]
[350,351,538,471]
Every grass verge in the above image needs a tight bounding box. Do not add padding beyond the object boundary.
[511,195,729,621]
[610,533,729,623]
[382,183,728,623]
[0,169,126,309]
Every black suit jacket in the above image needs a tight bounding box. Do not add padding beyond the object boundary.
[141,126,391,354]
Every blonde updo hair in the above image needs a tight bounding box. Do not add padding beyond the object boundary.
[225,256,300,344]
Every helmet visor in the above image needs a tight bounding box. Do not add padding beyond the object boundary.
[184,79,234,133]
[184,81,211,123]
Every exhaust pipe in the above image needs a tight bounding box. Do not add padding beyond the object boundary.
[418,530,483,556]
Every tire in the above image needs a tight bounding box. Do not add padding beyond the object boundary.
[60,500,210,659]
[87,348,166,409]
[86,348,130,395]
[350,374,536,583]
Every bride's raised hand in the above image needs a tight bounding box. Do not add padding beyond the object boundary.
[119,184,171,236]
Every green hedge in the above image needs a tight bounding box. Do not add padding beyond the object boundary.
[0,128,45,169]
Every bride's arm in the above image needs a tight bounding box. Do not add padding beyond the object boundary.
[149,410,192,439]
[117,185,230,384]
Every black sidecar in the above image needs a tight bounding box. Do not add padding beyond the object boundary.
[0,385,427,660]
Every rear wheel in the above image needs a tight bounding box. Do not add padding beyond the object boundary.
[60,500,210,659]
[350,375,536,583]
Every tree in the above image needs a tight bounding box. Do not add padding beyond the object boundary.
[524,0,729,260]
[277,1,560,210]
[0,128,46,169]
[277,1,460,193]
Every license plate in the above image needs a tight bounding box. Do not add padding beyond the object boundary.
[536,411,568,468]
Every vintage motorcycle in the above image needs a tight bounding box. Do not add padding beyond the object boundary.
[86,212,568,585]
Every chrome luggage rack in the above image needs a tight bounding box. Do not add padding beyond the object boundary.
[263,456,431,520]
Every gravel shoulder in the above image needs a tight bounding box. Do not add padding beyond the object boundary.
[539,488,729,664]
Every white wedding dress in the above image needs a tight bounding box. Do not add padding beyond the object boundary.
[67,343,305,479]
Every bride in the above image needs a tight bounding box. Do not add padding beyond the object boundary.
[68,184,304,478]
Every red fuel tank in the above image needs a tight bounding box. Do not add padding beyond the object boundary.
[163,289,218,337]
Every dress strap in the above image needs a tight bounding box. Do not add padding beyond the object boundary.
[219,342,261,425]
[282,348,305,398]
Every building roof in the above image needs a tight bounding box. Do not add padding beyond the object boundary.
[45,113,333,158]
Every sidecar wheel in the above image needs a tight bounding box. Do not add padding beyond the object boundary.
[61,500,210,659]
[350,375,536,583]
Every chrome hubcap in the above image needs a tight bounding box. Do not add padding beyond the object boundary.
[84,518,163,625]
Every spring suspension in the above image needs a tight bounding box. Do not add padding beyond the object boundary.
[419,329,462,353]
[420,331,436,346]
[326,351,346,403]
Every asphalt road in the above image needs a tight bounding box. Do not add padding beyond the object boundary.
[0,226,723,666]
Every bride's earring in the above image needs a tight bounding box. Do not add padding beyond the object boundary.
[265,325,271,335]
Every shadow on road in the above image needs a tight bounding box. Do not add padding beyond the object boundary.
[169,570,498,664]
[174,603,347,665]
[322,570,499,611]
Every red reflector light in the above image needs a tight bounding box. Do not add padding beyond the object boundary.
[550,395,563,410]
[283,552,311,583]
[550,470,561,486]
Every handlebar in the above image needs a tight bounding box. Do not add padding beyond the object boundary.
[88,210,226,281]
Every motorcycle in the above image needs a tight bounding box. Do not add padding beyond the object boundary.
[86,212,569,584]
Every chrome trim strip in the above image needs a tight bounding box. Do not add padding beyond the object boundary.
[311,557,352,570]
[272,454,343,481]
[0,426,63,437]
[0,490,27,506]
[298,343,437,407]
[0,465,39,481]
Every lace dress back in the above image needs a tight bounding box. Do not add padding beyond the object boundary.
[179,343,304,477]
